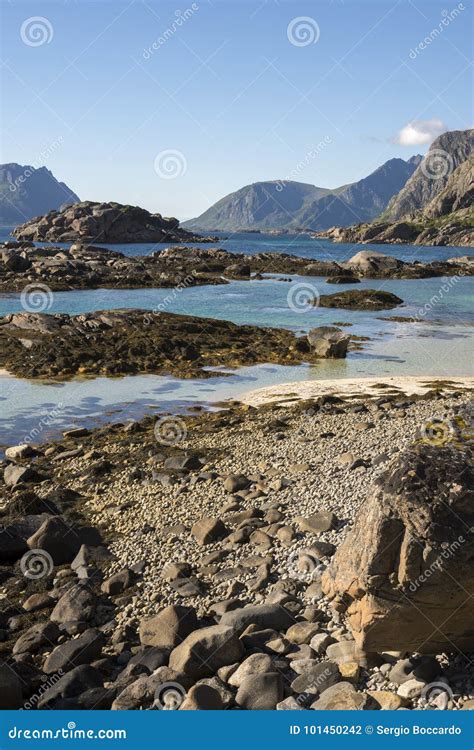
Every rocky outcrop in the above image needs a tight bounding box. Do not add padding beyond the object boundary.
[322,443,474,653]
[307,327,350,358]
[12,201,215,244]
[0,309,323,379]
[318,289,403,310]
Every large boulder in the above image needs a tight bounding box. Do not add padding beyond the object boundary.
[307,327,349,358]
[345,250,404,274]
[169,624,244,678]
[322,444,474,653]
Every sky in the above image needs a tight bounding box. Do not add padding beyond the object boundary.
[1,0,472,220]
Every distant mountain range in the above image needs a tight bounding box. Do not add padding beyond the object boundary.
[183,156,422,232]
[0,164,79,225]
[322,129,474,247]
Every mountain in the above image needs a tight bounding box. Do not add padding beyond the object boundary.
[321,129,474,247]
[184,157,420,232]
[183,181,333,232]
[384,129,474,220]
[298,156,422,230]
[0,163,79,225]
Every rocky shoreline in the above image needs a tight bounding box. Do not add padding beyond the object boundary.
[0,243,471,295]
[0,310,361,380]
[0,383,472,710]
[318,215,474,248]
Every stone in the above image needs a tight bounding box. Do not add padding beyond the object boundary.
[139,605,197,650]
[50,585,96,624]
[191,517,229,545]
[43,628,105,674]
[101,568,135,595]
[0,662,23,709]
[285,622,320,645]
[235,672,283,710]
[180,684,223,710]
[397,678,426,700]
[277,696,304,710]
[389,656,441,685]
[322,444,474,653]
[290,661,340,696]
[22,592,54,613]
[339,662,360,682]
[326,641,373,668]
[111,675,158,710]
[307,326,350,358]
[27,517,101,565]
[161,562,192,582]
[311,682,369,710]
[5,444,35,460]
[37,665,102,709]
[220,603,295,634]
[310,633,335,654]
[228,653,273,687]
[296,512,337,534]
[169,625,244,678]
[367,690,406,710]
[13,621,59,655]
[4,464,39,487]
[223,474,251,492]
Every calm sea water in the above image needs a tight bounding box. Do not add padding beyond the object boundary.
[1,229,473,445]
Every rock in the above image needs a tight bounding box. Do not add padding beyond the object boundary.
[195,677,234,708]
[169,625,244,678]
[296,512,337,534]
[277,696,304,710]
[228,653,273,687]
[50,585,96,624]
[346,250,403,274]
[27,517,101,565]
[319,289,403,310]
[322,444,474,653]
[326,641,374,668]
[235,672,283,710]
[4,464,39,487]
[22,592,54,612]
[310,633,335,654]
[397,678,426,700]
[43,628,105,674]
[220,603,295,634]
[290,661,340,696]
[37,665,103,709]
[139,605,197,650]
[101,568,135,595]
[5,444,35,460]
[180,684,223,710]
[285,622,320,644]
[161,562,192,582]
[13,621,59,655]
[367,690,406,710]
[223,474,251,493]
[311,682,369,710]
[0,662,23,709]
[389,656,441,685]
[111,676,157,711]
[0,526,28,562]
[339,662,360,682]
[307,327,350,358]
[191,517,229,545]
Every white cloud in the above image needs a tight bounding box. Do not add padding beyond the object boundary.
[393,119,446,146]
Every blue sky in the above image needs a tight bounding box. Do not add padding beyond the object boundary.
[1,0,472,220]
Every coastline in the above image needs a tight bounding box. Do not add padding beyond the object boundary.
[239,375,474,407]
